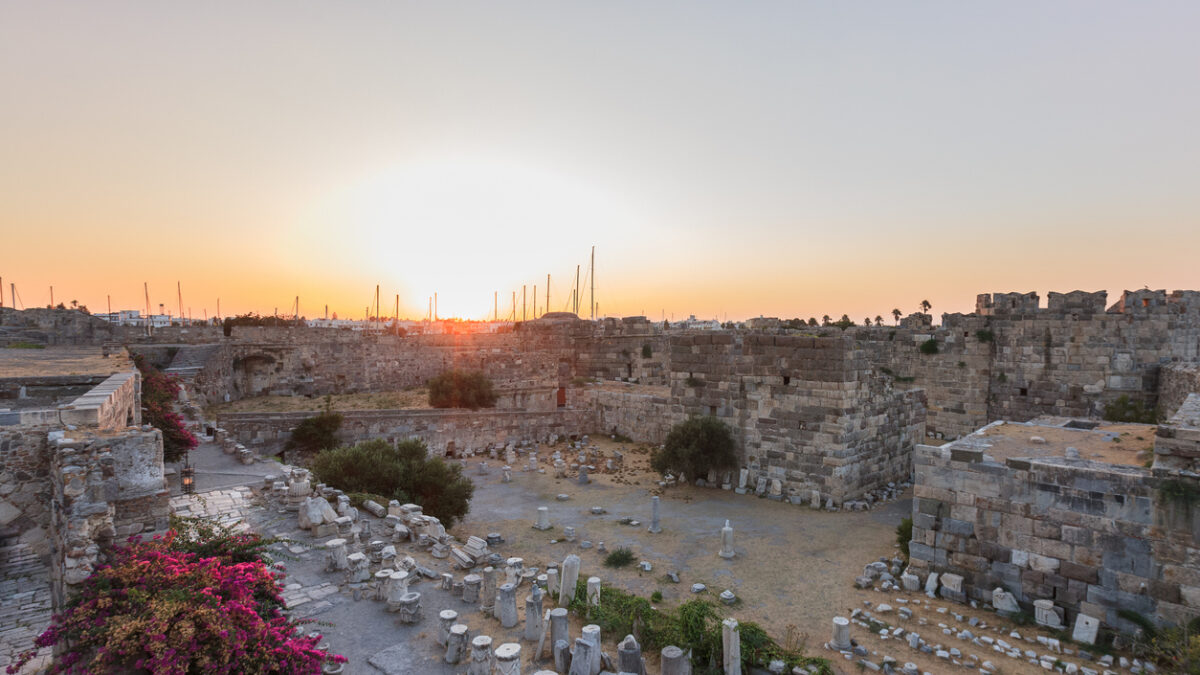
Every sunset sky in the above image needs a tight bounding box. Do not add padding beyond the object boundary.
[2,2,1198,322]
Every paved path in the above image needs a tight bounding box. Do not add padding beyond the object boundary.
[0,542,52,674]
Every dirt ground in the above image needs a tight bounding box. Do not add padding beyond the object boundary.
[458,437,1115,674]
[459,436,907,666]
[0,346,130,377]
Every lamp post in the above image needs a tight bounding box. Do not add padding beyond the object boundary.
[181,451,195,494]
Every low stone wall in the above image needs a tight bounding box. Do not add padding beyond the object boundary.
[910,442,1199,632]
[48,427,169,609]
[58,370,140,430]
[218,408,592,456]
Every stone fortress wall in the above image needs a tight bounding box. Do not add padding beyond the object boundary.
[909,400,1200,632]
[861,290,1200,440]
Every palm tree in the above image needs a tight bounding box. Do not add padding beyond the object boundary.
[892,308,901,324]
[920,300,932,313]
[821,315,831,326]
[863,317,871,326]
[875,315,883,326]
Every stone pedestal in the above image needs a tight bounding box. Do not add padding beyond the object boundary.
[547,568,560,597]
[661,645,688,675]
[493,643,521,675]
[497,583,519,628]
[468,635,494,675]
[534,506,551,530]
[386,570,410,611]
[462,573,482,604]
[396,592,421,624]
[569,637,596,675]
[373,570,392,601]
[831,616,851,651]
[346,552,370,583]
[438,609,459,646]
[554,640,571,673]
[648,495,662,533]
[722,618,741,675]
[1073,613,1100,645]
[325,538,349,571]
[445,624,469,664]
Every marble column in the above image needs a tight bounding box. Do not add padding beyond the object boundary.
[462,573,482,604]
[831,616,851,651]
[618,634,645,675]
[480,566,497,615]
[445,624,469,664]
[386,571,410,612]
[550,607,570,651]
[553,640,571,674]
[559,554,581,607]
[648,495,662,533]
[661,645,690,675]
[569,637,595,675]
[582,624,602,675]
[497,583,519,628]
[587,576,601,606]
[438,609,458,646]
[722,618,741,675]
[524,594,545,641]
[718,520,735,559]
[534,506,551,530]
[546,568,560,597]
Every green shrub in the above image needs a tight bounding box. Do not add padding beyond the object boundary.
[5,341,45,349]
[285,409,343,455]
[604,548,635,568]
[642,343,653,358]
[1103,395,1158,424]
[651,416,738,480]
[896,517,913,562]
[975,329,995,342]
[685,376,702,388]
[428,370,497,409]
[919,338,939,355]
[651,590,663,602]
[311,439,475,527]
[1159,479,1200,508]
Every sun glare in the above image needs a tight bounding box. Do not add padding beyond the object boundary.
[322,156,642,319]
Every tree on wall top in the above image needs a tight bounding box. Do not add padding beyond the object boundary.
[920,300,932,313]
[892,308,902,324]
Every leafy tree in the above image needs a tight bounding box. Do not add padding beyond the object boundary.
[833,314,856,330]
[311,438,475,527]
[428,370,497,409]
[892,308,902,324]
[807,317,818,326]
[821,315,831,326]
[285,399,343,454]
[651,416,738,480]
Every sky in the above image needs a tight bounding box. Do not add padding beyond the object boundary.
[2,2,1198,322]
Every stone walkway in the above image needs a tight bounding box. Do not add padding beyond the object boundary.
[0,542,52,674]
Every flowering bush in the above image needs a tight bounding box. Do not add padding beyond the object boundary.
[8,532,344,674]
[133,355,198,462]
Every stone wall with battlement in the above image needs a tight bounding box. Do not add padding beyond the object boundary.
[665,333,926,502]
[217,407,591,458]
[911,437,1199,633]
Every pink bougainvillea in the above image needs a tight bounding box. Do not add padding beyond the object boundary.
[8,532,345,674]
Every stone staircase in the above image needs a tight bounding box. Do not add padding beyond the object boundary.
[164,344,221,380]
